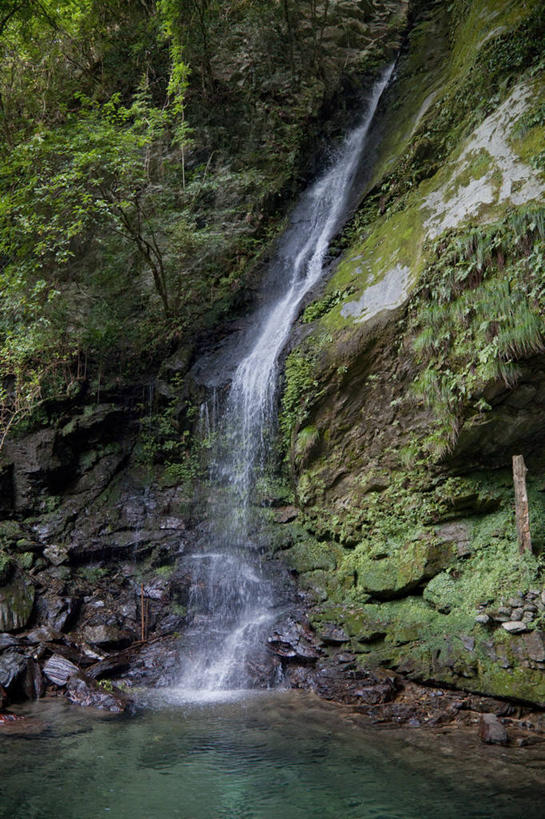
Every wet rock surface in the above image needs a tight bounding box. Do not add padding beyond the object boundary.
[65,673,134,714]
[479,713,509,745]
[0,405,199,713]
[2,399,545,742]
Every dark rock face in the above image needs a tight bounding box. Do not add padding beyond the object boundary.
[22,659,44,700]
[268,618,321,663]
[34,595,79,633]
[0,650,28,691]
[0,398,204,711]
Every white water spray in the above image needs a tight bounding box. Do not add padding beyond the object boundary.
[177,65,394,701]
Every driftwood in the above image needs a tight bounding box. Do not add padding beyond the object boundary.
[513,455,532,554]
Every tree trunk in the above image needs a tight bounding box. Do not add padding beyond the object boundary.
[513,454,532,554]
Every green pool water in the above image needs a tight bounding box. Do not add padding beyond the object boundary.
[1,690,544,819]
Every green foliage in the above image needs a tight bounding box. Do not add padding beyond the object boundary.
[78,565,109,583]
[514,102,545,136]
[302,289,354,324]
[279,334,330,456]
[138,378,203,486]
[0,0,407,449]
[409,207,545,458]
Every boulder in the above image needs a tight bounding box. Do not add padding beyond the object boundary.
[0,521,41,554]
[0,633,19,650]
[355,537,453,599]
[267,618,321,663]
[43,653,80,686]
[502,621,528,634]
[86,652,132,680]
[43,544,69,567]
[352,680,397,706]
[22,658,44,700]
[82,625,133,649]
[274,506,299,524]
[142,577,170,601]
[0,521,25,546]
[319,624,349,645]
[24,625,62,645]
[524,631,545,663]
[65,673,134,713]
[479,713,508,745]
[35,594,79,632]
[436,521,472,558]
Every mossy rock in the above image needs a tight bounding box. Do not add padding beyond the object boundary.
[350,537,454,599]
[283,537,337,574]
[477,661,545,707]
[298,570,331,602]
[322,603,390,643]
[0,520,25,546]
[294,426,321,467]
[423,571,461,613]
[0,573,35,631]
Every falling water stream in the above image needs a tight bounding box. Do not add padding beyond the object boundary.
[5,63,545,819]
[176,65,394,700]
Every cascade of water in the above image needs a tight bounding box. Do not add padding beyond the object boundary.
[177,65,394,700]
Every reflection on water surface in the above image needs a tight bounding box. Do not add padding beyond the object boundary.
[1,690,544,819]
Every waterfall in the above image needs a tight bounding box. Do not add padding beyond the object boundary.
[176,65,394,701]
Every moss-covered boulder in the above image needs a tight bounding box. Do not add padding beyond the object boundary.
[348,537,454,599]
[0,573,35,632]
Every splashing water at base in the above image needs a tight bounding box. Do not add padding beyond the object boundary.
[176,65,394,700]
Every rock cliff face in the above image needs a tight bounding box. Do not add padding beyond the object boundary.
[279,0,545,705]
[2,0,545,715]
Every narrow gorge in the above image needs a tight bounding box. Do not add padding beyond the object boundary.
[2,0,545,815]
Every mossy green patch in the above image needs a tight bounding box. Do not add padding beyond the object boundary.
[294,426,320,465]
[478,662,545,705]
[345,536,454,599]
[279,0,545,707]
[283,534,338,575]
[443,147,494,198]
[321,205,425,330]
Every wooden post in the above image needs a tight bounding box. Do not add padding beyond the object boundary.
[513,455,532,554]
[140,582,146,642]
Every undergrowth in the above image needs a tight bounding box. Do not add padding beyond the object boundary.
[279,332,330,456]
[409,206,545,458]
